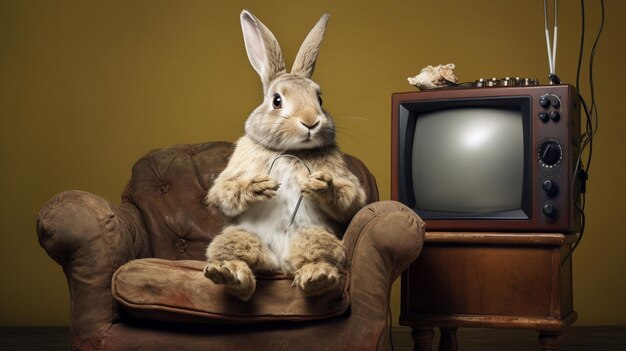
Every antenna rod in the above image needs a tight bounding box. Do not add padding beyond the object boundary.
[544,0,554,74]
[552,0,559,74]
[544,0,561,83]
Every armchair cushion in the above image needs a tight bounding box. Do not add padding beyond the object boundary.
[112,258,350,324]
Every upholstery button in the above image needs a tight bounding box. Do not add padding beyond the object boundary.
[103,213,116,231]
[189,146,200,155]
[158,184,169,194]
[175,239,187,253]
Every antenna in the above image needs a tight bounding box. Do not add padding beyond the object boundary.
[544,0,561,84]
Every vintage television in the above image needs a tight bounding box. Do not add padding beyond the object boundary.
[391,84,582,232]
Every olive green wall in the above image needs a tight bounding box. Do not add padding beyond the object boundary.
[1,0,624,326]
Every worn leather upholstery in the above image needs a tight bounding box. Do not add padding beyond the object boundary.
[112,258,351,324]
[37,141,425,351]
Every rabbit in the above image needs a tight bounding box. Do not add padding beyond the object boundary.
[203,9,366,301]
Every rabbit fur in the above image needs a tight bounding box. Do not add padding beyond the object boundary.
[204,10,366,301]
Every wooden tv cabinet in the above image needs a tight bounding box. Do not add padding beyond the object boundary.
[400,232,577,351]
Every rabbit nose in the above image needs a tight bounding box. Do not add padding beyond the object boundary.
[300,120,320,130]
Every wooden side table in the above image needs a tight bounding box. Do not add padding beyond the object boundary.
[400,232,577,351]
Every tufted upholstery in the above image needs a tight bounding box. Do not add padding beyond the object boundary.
[37,141,424,351]
[122,142,233,260]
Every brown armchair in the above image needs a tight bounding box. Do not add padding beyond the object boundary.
[36,141,425,351]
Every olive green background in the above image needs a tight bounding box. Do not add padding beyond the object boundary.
[1,0,624,326]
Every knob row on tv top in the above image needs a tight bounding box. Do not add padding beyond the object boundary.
[472,77,539,87]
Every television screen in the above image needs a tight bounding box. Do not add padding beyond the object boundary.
[411,106,525,216]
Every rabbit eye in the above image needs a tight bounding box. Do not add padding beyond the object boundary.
[272,94,282,109]
[317,95,323,107]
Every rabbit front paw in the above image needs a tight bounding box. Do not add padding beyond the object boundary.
[246,175,280,203]
[205,175,279,217]
[301,171,333,198]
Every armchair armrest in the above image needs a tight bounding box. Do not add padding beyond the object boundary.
[341,200,425,349]
[36,190,150,349]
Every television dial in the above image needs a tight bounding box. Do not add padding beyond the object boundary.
[538,140,563,167]
[549,110,560,121]
[539,94,562,109]
[541,177,559,197]
[542,203,558,218]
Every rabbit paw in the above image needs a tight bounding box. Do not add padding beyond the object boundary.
[301,171,333,197]
[293,262,343,296]
[204,260,256,301]
[247,175,280,202]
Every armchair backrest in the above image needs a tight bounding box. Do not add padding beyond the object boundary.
[122,141,379,260]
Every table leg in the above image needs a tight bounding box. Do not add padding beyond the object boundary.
[438,327,458,351]
[538,331,562,351]
[411,327,434,351]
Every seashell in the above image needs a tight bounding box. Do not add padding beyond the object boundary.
[407,63,458,90]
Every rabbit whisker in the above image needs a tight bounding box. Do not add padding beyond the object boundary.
[278,113,292,120]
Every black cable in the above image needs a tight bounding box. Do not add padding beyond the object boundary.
[562,0,604,264]
[563,84,592,265]
[576,0,585,90]
[585,0,604,173]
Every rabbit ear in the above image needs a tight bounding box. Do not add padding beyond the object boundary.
[291,14,329,78]
[240,10,286,92]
